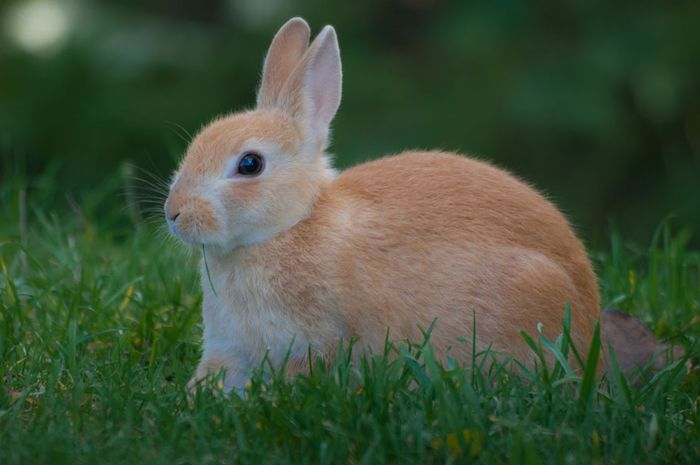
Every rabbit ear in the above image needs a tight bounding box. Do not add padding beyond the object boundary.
[278,25,342,146]
[257,17,311,109]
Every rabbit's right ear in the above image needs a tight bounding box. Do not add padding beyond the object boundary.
[257,17,311,109]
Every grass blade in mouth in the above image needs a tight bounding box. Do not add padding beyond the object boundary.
[202,244,217,297]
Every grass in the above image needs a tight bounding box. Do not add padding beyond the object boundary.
[1,175,699,465]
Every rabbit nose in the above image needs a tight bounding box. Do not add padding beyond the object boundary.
[168,211,181,222]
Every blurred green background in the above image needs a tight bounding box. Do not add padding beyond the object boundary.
[1,0,699,244]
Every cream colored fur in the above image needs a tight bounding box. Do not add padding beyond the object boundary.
[165,18,600,392]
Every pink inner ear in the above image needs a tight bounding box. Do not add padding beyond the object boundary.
[306,29,341,135]
[310,59,339,123]
[257,18,310,109]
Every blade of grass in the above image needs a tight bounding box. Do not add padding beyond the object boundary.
[577,323,601,411]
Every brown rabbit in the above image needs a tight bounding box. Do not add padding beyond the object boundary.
[165,18,668,392]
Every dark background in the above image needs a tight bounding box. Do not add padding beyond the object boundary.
[1,0,699,245]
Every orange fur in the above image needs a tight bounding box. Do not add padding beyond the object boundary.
[167,18,600,392]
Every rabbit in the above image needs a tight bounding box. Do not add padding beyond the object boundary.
[164,18,671,393]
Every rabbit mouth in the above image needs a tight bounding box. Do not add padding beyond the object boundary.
[167,218,189,242]
[166,210,222,247]
[167,217,200,245]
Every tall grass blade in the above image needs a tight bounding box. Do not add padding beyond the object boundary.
[577,323,601,410]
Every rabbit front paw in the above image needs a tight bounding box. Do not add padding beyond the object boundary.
[188,355,250,395]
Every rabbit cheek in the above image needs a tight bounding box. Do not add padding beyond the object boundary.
[224,182,264,227]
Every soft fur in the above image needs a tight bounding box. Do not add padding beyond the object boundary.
[165,18,601,392]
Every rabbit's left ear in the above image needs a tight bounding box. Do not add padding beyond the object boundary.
[257,17,311,109]
[278,25,342,146]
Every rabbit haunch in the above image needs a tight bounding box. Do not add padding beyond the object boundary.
[163,18,669,393]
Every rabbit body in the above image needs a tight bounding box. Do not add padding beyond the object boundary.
[196,150,599,391]
[165,18,600,392]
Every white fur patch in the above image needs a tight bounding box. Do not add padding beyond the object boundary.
[199,259,310,391]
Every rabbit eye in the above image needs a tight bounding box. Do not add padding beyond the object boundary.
[237,152,264,176]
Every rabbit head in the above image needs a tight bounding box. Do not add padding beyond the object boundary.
[164,18,342,252]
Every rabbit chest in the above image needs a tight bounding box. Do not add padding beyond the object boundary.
[199,257,315,369]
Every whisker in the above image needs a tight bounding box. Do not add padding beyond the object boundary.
[131,163,172,182]
[119,162,177,227]
[133,200,167,207]
[165,121,194,146]
[122,176,170,194]
[129,166,172,191]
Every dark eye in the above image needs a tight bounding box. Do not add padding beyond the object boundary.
[237,152,264,176]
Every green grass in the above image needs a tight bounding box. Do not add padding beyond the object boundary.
[1,178,699,465]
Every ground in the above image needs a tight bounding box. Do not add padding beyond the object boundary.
[1,192,699,464]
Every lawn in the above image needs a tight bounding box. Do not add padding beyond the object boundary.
[1,175,699,465]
